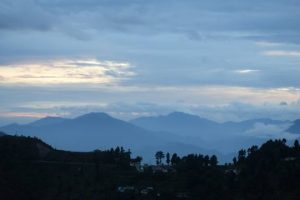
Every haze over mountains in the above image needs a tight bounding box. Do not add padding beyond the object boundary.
[287,119,300,134]
[0,112,299,163]
[0,113,161,150]
[131,112,290,137]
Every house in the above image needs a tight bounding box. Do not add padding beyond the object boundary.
[151,165,168,173]
[140,186,154,195]
[151,165,176,173]
[117,186,136,193]
[176,192,189,199]
[284,157,297,161]
[130,158,143,172]
[225,169,238,175]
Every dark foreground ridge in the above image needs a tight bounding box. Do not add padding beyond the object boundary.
[0,135,300,200]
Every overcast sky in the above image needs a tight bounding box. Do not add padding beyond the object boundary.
[1,0,300,125]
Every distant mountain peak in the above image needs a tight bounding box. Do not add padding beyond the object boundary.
[168,111,203,118]
[169,111,184,115]
[131,111,220,137]
[28,116,67,127]
[75,112,112,120]
[0,112,157,152]
[168,111,190,117]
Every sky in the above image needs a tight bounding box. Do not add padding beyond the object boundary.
[1,0,300,125]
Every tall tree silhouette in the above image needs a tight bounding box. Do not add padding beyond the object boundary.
[166,152,170,165]
[210,155,218,166]
[171,153,180,166]
[155,151,165,165]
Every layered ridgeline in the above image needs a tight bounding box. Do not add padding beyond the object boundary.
[131,112,295,152]
[0,113,214,162]
[131,112,290,136]
[0,135,300,200]
[0,112,298,163]
[0,113,167,155]
[287,119,300,134]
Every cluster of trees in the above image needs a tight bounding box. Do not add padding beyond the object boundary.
[155,150,218,167]
[0,135,135,167]
[0,135,52,161]
[1,135,300,199]
[227,139,300,199]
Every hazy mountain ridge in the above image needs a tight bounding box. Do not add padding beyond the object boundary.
[131,112,298,155]
[286,119,300,134]
[130,112,222,137]
[0,113,158,151]
[131,112,291,137]
[28,116,69,127]
[0,113,213,162]
[0,112,298,163]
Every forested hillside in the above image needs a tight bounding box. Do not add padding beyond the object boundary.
[0,135,300,200]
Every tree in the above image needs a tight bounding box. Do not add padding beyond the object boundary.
[204,155,210,167]
[135,156,142,162]
[166,152,170,165]
[171,153,180,166]
[233,157,237,165]
[238,149,246,162]
[247,145,258,156]
[294,140,299,148]
[155,151,165,165]
[210,155,218,166]
[282,138,287,144]
[115,146,120,154]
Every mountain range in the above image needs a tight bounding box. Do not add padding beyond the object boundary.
[287,119,300,134]
[0,113,162,151]
[0,112,298,163]
[131,112,290,137]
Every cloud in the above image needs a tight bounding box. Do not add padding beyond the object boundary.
[262,50,300,57]
[0,0,54,31]
[0,59,135,85]
[1,0,300,43]
[1,1,300,89]
[191,101,300,122]
[244,122,297,140]
[234,69,260,74]
[0,112,66,119]
[1,0,300,126]
[255,41,283,47]
[1,85,300,123]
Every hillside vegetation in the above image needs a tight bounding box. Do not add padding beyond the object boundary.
[0,135,300,200]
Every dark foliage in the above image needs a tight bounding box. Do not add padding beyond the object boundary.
[0,135,300,200]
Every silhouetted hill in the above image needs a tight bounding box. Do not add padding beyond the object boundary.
[0,135,53,160]
[0,135,136,200]
[287,119,300,134]
[1,135,300,200]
